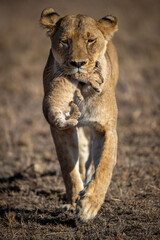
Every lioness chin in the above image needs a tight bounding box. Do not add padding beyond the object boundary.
[40,8,119,223]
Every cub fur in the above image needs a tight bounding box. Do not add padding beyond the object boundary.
[43,60,103,130]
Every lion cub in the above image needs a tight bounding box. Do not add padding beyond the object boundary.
[43,68,103,130]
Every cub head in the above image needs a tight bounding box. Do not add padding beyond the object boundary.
[40,8,118,77]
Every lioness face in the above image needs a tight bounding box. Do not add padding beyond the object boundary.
[51,15,106,75]
[41,8,118,77]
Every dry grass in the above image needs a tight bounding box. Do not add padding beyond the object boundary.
[0,0,160,239]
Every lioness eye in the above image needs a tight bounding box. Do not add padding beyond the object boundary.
[60,40,68,47]
[88,39,95,44]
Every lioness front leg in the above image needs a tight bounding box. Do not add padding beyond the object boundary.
[75,126,117,222]
[50,126,84,211]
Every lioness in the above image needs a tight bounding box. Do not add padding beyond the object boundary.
[40,8,119,222]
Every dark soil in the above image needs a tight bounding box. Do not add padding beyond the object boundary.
[0,0,160,239]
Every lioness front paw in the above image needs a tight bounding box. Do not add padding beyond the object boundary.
[61,203,76,213]
[75,188,103,223]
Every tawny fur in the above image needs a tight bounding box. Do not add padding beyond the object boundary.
[41,8,119,223]
[43,63,103,130]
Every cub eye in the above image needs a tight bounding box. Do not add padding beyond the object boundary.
[87,39,96,44]
[60,40,68,47]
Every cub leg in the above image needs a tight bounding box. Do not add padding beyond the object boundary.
[50,126,84,211]
[88,71,104,93]
[75,126,117,222]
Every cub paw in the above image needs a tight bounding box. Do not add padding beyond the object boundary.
[67,101,81,120]
[90,83,102,93]
[64,118,79,128]
[54,118,78,130]
[75,89,84,102]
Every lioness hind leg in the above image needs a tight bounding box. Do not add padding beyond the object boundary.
[78,127,94,184]
[78,127,90,182]
[50,126,84,208]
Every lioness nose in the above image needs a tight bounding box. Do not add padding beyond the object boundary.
[70,61,87,68]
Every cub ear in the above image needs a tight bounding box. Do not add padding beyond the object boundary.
[98,15,118,40]
[40,8,61,35]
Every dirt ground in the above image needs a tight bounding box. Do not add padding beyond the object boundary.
[0,0,160,239]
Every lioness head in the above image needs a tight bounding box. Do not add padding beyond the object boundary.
[40,8,118,77]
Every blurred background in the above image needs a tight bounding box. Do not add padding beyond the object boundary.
[0,0,159,239]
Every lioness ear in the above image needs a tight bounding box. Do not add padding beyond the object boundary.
[40,8,61,35]
[98,15,118,40]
